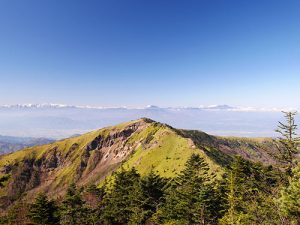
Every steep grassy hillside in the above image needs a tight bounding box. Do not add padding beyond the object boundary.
[0,118,282,210]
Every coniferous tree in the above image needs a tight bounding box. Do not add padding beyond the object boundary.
[219,157,248,225]
[140,169,167,222]
[27,192,60,225]
[276,111,300,164]
[220,156,283,225]
[82,184,106,225]
[279,164,300,224]
[159,154,221,225]
[101,167,145,225]
[219,171,242,225]
[60,183,88,225]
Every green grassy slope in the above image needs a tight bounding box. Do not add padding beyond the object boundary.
[124,124,221,177]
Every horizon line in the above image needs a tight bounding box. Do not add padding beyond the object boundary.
[0,103,298,112]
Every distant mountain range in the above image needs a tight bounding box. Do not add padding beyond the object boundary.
[0,103,298,138]
[0,135,54,155]
[0,103,294,111]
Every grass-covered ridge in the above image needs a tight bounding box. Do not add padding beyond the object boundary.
[124,123,222,177]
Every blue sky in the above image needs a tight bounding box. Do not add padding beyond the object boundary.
[0,0,299,108]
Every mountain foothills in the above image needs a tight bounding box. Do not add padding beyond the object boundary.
[0,118,299,224]
[0,136,54,155]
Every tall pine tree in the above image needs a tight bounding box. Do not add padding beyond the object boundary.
[27,192,60,225]
[159,154,220,225]
[101,167,145,225]
[60,183,89,225]
[140,169,167,222]
[276,111,300,164]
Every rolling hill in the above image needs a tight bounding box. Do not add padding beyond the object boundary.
[0,118,282,210]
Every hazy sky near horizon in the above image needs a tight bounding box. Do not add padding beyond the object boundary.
[0,0,299,108]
